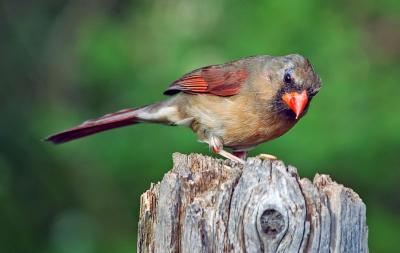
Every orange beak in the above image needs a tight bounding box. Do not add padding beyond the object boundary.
[282,90,309,119]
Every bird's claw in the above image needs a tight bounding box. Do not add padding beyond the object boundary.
[208,136,245,164]
[257,153,278,160]
[219,149,245,164]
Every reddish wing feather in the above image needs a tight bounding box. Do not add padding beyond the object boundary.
[164,64,248,97]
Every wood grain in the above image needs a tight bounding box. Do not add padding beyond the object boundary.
[137,153,368,253]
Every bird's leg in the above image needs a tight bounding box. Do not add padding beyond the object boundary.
[232,150,248,160]
[233,150,276,161]
[208,136,245,164]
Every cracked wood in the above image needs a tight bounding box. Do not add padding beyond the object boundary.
[137,153,368,253]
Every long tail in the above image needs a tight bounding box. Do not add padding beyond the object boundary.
[45,103,178,144]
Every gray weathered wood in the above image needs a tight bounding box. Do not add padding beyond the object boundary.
[137,153,368,253]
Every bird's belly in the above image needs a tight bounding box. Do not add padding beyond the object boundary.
[183,93,296,150]
[220,117,296,150]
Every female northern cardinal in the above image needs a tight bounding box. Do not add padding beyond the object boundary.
[46,54,321,164]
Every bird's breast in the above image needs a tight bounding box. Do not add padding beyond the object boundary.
[221,113,296,150]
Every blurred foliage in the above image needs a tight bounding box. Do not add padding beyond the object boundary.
[1,0,400,252]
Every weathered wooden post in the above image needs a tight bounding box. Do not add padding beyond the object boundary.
[137,153,368,253]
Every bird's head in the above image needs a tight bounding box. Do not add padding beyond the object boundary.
[260,54,322,120]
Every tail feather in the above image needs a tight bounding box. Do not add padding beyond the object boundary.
[45,108,139,144]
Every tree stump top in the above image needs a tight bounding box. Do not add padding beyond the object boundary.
[138,153,368,253]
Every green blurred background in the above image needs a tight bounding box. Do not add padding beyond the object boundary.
[1,0,399,252]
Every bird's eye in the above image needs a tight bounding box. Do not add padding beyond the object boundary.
[283,73,293,85]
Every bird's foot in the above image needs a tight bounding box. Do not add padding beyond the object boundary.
[257,153,278,160]
[219,150,245,164]
[208,136,245,164]
[233,150,247,160]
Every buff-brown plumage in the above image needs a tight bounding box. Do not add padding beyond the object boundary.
[46,54,321,161]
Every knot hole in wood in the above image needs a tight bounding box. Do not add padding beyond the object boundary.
[260,209,285,237]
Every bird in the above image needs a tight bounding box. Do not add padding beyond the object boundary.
[46,54,321,164]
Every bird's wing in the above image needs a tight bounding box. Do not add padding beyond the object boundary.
[164,64,248,96]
